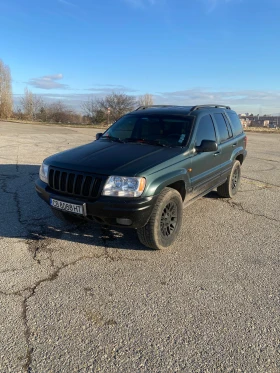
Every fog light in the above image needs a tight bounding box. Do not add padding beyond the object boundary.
[116,218,132,226]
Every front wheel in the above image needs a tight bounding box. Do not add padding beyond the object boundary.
[137,187,183,250]
[217,160,241,198]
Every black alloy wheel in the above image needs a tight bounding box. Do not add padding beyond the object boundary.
[160,201,178,237]
[231,167,240,191]
[217,160,241,198]
[137,187,183,250]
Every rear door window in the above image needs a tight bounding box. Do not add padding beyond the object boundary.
[214,113,231,143]
[227,112,243,136]
[223,114,233,138]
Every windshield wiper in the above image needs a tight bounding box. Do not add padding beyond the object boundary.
[101,135,124,143]
[124,138,169,147]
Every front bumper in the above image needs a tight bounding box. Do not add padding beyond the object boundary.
[35,179,157,229]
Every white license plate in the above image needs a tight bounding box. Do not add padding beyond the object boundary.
[50,198,85,215]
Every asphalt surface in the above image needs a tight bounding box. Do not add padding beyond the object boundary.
[0,121,279,373]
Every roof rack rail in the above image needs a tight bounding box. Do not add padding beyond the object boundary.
[135,105,178,111]
[190,104,231,112]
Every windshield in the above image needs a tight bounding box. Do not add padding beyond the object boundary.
[101,114,194,147]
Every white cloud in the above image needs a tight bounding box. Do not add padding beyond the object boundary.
[27,74,69,90]
[153,88,280,113]
[85,84,138,93]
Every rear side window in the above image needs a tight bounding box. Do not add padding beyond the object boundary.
[214,113,231,143]
[227,112,243,136]
[195,115,216,147]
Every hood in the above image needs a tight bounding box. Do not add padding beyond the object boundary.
[45,140,182,176]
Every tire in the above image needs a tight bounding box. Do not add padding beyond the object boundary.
[51,207,84,224]
[137,187,183,250]
[217,160,241,198]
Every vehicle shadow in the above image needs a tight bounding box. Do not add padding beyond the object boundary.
[203,190,220,199]
[0,164,150,251]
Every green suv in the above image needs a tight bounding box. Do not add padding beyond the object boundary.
[36,104,247,249]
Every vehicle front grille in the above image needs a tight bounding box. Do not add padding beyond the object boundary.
[48,167,102,198]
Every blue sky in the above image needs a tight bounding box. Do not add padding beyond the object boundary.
[0,0,279,114]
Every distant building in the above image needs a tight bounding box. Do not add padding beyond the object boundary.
[239,114,279,129]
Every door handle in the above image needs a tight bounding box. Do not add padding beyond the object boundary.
[232,143,237,147]
[214,151,221,156]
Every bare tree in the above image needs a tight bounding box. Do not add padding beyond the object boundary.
[47,101,67,123]
[81,97,105,124]
[14,106,24,120]
[81,97,98,119]
[47,101,80,123]
[33,95,45,120]
[21,88,34,120]
[97,92,137,122]
[21,88,46,120]
[0,59,13,119]
[138,93,154,107]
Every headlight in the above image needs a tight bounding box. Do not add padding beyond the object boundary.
[102,176,146,197]
[39,162,49,184]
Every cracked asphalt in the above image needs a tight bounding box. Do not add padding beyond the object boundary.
[0,121,279,373]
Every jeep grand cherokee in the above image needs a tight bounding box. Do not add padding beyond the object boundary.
[35,104,247,249]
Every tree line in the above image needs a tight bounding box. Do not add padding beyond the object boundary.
[0,59,154,125]
[0,60,13,119]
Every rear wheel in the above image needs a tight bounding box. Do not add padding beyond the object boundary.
[217,160,241,198]
[51,208,84,224]
[137,187,183,250]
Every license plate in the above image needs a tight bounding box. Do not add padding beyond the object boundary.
[50,198,86,215]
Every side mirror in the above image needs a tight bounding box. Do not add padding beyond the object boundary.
[196,140,218,153]
[96,133,103,140]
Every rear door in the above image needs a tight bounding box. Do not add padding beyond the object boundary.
[189,114,222,197]
[212,113,236,178]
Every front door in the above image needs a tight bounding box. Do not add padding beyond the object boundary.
[189,114,222,198]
